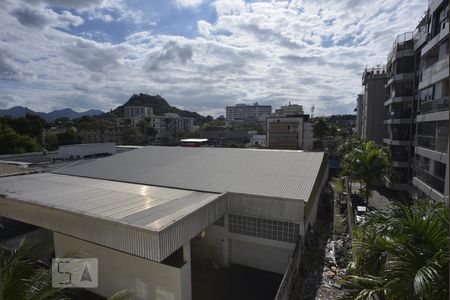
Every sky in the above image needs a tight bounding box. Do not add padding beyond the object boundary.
[0,0,427,117]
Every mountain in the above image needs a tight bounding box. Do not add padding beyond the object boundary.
[0,106,104,122]
[109,94,204,120]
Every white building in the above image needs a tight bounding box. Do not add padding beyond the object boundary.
[124,106,153,118]
[226,103,272,121]
[0,146,328,300]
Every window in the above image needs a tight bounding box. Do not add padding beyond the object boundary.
[228,214,300,243]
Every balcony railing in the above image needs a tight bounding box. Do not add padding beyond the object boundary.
[385,110,412,119]
[415,168,445,194]
[387,32,414,62]
[419,96,449,114]
[420,56,449,84]
[416,135,448,152]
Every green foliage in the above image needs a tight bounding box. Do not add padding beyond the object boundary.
[122,128,143,145]
[0,127,42,155]
[56,128,81,146]
[109,94,204,121]
[44,134,58,151]
[313,118,330,139]
[339,139,393,200]
[0,114,48,139]
[0,241,74,300]
[339,200,449,300]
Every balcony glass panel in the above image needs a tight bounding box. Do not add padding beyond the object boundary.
[420,57,449,83]
[420,96,449,114]
[416,135,448,152]
[415,168,445,194]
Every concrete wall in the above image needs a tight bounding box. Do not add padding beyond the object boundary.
[54,233,191,300]
[190,224,229,267]
[362,75,387,144]
[229,234,294,274]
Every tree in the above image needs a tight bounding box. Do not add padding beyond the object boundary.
[0,241,74,299]
[313,118,329,139]
[122,128,143,145]
[339,139,393,202]
[56,128,81,146]
[137,118,157,144]
[0,127,41,155]
[339,200,449,300]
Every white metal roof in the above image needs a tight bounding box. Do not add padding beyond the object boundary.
[57,146,326,201]
[0,173,225,261]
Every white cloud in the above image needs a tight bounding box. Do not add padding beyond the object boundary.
[0,0,428,116]
[175,0,203,9]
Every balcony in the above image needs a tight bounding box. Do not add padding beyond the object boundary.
[415,168,445,194]
[419,56,449,89]
[387,32,413,62]
[419,96,449,114]
[416,135,448,152]
[386,110,412,119]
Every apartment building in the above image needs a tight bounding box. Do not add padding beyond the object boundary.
[359,0,449,201]
[81,107,194,145]
[360,66,388,144]
[266,104,314,151]
[383,32,416,191]
[413,0,449,201]
[226,103,272,121]
[355,94,364,136]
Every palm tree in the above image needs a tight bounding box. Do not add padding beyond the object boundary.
[339,200,449,300]
[339,139,393,203]
[0,239,134,299]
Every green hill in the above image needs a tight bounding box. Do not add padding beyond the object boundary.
[109,94,204,120]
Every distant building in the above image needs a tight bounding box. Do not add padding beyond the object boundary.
[81,107,194,145]
[58,143,116,160]
[124,106,153,118]
[80,127,124,144]
[360,65,388,144]
[226,103,272,121]
[247,132,266,148]
[266,115,313,151]
[151,113,195,144]
[275,103,304,117]
[266,103,313,151]
[355,94,364,137]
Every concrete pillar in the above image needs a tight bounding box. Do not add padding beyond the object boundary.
[181,242,192,300]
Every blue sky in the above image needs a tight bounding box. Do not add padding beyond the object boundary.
[0,0,427,116]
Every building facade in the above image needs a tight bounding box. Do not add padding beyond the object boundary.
[413,0,449,201]
[266,116,313,151]
[226,103,272,121]
[360,65,388,144]
[355,94,364,137]
[360,0,449,201]
[266,104,313,151]
[383,32,416,191]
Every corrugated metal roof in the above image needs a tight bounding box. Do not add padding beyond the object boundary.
[56,146,325,201]
[0,173,219,232]
[0,173,225,261]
